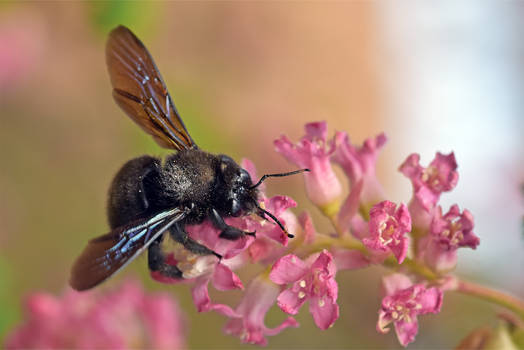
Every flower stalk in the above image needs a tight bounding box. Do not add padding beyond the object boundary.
[454,280,524,320]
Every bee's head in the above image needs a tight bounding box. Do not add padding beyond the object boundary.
[217,156,309,239]
[217,155,258,217]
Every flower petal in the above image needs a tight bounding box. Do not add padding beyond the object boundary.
[224,276,298,345]
[381,274,413,296]
[262,317,299,336]
[394,320,419,347]
[417,287,443,314]
[337,179,363,233]
[248,239,274,263]
[310,250,336,278]
[298,211,316,244]
[332,249,370,270]
[390,236,410,264]
[305,121,328,140]
[309,296,339,330]
[377,309,393,334]
[269,254,308,284]
[333,131,387,205]
[190,276,239,318]
[276,288,307,315]
[212,264,244,291]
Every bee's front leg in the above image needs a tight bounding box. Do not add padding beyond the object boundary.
[209,208,256,240]
[169,222,222,259]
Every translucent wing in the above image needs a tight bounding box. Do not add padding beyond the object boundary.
[106,25,196,150]
[70,208,187,291]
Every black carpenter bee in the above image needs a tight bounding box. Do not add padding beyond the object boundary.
[69,26,307,291]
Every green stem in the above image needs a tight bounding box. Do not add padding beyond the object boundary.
[382,256,439,281]
[455,280,524,320]
[295,234,367,257]
[328,214,345,238]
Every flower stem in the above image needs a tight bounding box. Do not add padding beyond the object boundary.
[328,214,344,237]
[455,280,524,320]
[295,234,367,257]
[382,256,439,281]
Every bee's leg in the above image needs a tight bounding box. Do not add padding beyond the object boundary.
[209,208,256,240]
[148,235,183,279]
[169,223,222,259]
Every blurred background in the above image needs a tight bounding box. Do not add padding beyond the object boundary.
[0,1,522,348]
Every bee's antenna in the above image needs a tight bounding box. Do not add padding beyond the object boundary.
[255,203,294,238]
[250,168,310,189]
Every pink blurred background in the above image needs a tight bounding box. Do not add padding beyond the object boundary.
[1,2,522,348]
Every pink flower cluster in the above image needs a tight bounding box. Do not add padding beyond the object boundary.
[145,121,480,347]
[4,281,185,349]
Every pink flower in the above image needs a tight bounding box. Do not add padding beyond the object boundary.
[274,121,342,212]
[399,153,458,229]
[224,276,299,345]
[377,274,443,347]
[4,280,185,349]
[363,201,412,264]
[269,250,339,330]
[430,205,479,250]
[333,132,387,206]
[400,153,458,198]
[423,205,479,271]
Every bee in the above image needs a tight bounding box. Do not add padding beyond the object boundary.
[69,26,307,291]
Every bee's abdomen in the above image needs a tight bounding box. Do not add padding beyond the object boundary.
[107,155,161,229]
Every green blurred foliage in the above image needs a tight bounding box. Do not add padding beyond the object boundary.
[487,324,521,350]
[0,257,18,341]
[512,327,524,349]
[89,1,160,37]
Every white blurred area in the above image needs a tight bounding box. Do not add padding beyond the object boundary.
[378,2,523,294]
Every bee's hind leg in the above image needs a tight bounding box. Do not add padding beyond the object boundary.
[148,236,183,279]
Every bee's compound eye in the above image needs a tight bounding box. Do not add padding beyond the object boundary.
[230,199,242,217]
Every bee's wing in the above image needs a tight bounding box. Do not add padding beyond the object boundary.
[70,208,187,291]
[106,25,196,151]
